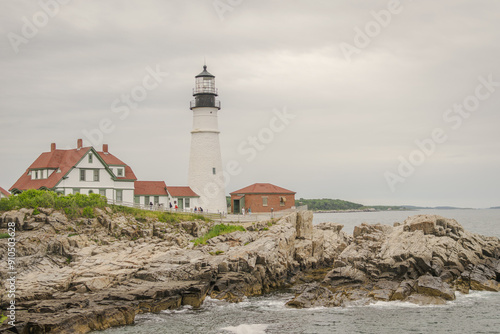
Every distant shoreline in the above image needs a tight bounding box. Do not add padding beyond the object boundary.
[313,207,496,213]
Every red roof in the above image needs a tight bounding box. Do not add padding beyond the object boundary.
[96,152,126,166]
[10,148,91,192]
[230,183,296,195]
[10,146,137,192]
[0,187,10,197]
[167,186,199,197]
[134,181,167,196]
[97,152,136,180]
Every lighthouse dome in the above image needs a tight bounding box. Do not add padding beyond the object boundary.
[195,65,215,78]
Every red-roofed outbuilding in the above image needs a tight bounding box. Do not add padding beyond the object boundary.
[229,183,296,213]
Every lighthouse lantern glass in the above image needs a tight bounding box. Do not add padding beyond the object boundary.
[195,77,215,94]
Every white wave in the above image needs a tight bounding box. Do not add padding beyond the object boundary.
[160,305,193,314]
[367,300,436,308]
[221,324,269,334]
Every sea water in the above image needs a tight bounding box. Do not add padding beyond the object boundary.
[102,209,500,334]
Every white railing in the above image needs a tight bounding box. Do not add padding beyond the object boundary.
[106,199,224,218]
[225,205,309,223]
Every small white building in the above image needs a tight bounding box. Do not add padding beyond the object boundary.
[167,186,200,211]
[133,181,200,211]
[10,139,136,203]
[0,187,10,199]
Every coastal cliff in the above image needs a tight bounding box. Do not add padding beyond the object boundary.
[0,208,499,333]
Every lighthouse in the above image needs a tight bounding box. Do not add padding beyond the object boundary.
[188,65,227,213]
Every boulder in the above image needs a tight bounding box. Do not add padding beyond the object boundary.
[286,284,340,308]
[416,274,455,300]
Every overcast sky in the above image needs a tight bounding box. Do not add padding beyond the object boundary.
[1,0,499,208]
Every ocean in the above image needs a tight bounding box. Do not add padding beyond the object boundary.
[102,209,500,334]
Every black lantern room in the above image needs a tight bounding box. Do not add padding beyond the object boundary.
[190,65,221,110]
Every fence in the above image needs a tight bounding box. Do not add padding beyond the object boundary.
[106,199,223,220]
[223,205,309,223]
[106,200,307,223]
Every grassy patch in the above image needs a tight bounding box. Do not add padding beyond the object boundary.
[209,250,224,256]
[110,205,210,224]
[0,233,10,239]
[193,224,245,246]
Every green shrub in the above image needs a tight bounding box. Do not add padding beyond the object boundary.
[82,207,94,218]
[0,190,107,219]
[0,190,106,210]
[0,233,10,239]
[193,224,245,246]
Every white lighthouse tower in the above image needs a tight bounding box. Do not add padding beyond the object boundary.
[188,65,227,213]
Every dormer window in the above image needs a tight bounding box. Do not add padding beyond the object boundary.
[117,168,123,177]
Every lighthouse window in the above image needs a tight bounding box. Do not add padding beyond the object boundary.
[212,167,216,175]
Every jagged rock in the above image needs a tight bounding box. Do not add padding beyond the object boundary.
[296,210,313,239]
[180,221,209,237]
[416,274,455,300]
[0,208,498,333]
[286,284,340,308]
[323,265,367,286]
[456,261,500,292]
[390,280,416,300]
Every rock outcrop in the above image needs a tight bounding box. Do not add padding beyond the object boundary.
[0,209,498,333]
[287,215,500,308]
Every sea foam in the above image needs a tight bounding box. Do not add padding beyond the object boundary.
[221,324,269,334]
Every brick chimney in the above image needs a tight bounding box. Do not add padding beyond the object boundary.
[50,143,56,152]
[103,144,108,153]
[77,139,83,149]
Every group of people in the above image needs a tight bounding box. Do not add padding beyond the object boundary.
[241,207,252,215]
[193,207,204,213]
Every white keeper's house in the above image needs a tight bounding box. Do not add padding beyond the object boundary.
[10,139,200,210]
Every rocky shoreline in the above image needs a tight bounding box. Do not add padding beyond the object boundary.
[0,208,499,333]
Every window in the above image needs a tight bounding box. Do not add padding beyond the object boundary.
[144,196,150,206]
[80,169,86,181]
[116,190,123,202]
[73,188,80,194]
[93,169,99,182]
[185,198,190,208]
[280,196,286,206]
[212,167,216,175]
[99,189,106,196]
[117,168,123,177]
[134,196,140,205]
[154,196,159,205]
[88,153,93,163]
[89,190,94,194]
[262,196,268,206]
[35,171,39,179]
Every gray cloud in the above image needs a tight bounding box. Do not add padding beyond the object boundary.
[1,0,499,208]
